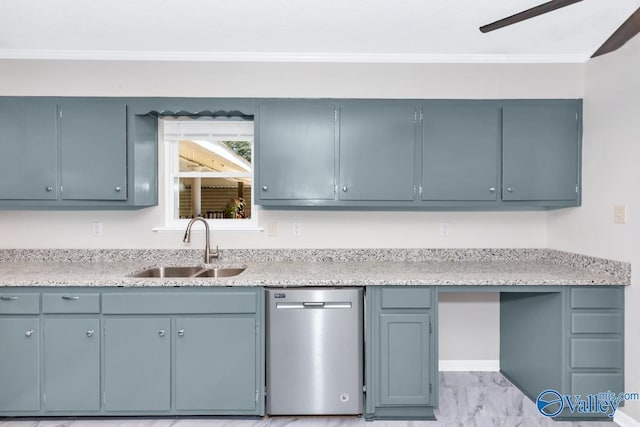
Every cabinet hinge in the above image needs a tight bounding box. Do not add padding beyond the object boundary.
[576,113,578,121]
[334,183,338,194]
[334,109,338,122]
[414,111,418,123]
[363,384,367,393]
[59,110,63,119]
[255,389,259,403]
[429,383,432,394]
[575,185,579,193]
[413,185,417,195]
[429,321,432,334]
[60,186,63,193]
[419,186,423,195]
[43,393,46,404]
[264,386,268,397]
[420,111,424,122]
[255,323,260,334]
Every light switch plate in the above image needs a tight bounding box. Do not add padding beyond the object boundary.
[614,205,627,224]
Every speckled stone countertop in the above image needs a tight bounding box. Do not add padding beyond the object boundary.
[0,248,630,287]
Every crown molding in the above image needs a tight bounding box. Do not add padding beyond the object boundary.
[0,49,591,64]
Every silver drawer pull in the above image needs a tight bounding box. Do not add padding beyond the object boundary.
[86,330,94,337]
[178,330,185,337]
[25,330,34,337]
[158,330,166,337]
[62,296,80,300]
[0,296,18,301]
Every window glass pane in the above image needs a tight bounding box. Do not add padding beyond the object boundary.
[176,177,252,220]
[178,140,251,173]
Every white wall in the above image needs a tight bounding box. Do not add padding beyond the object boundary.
[547,38,640,422]
[0,60,584,363]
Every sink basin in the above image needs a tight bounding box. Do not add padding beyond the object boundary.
[194,267,246,278]
[132,266,205,278]
[132,266,246,278]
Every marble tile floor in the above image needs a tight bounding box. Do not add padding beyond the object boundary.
[0,372,618,427]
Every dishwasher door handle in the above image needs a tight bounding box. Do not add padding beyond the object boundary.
[303,301,325,307]
[276,301,352,309]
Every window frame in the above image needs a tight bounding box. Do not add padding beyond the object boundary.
[155,117,260,232]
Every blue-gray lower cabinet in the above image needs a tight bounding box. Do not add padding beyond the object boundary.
[103,317,172,412]
[43,318,101,411]
[175,317,257,411]
[0,317,40,412]
[365,286,437,420]
[0,287,264,417]
[500,286,624,421]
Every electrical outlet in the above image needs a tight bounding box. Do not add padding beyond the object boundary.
[92,222,103,237]
[267,222,278,237]
[293,222,302,237]
[439,223,449,237]
[614,205,627,224]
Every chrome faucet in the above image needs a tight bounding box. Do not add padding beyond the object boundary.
[183,216,220,264]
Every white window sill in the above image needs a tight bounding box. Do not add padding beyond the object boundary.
[153,225,264,232]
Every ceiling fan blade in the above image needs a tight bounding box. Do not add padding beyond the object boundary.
[592,7,640,58]
[480,0,583,33]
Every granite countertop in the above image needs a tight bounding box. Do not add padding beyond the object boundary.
[0,249,630,288]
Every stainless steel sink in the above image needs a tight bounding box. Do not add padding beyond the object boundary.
[194,267,246,278]
[132,266,245,278]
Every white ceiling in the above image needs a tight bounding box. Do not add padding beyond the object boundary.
[1,0,639,63]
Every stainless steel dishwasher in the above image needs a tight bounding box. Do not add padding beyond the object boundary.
[266,287,364,415]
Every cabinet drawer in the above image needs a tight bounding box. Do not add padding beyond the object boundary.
[42,293,100,314]
[0,293,39,314]
[571,288,622,309]
[380,288,431,309]
[571,372,623,396]
[571,312,623,334]
[571,338,623,369]
[102,292,257,314]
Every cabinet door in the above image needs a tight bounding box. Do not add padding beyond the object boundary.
[339,102,416,201]
[175,317,257,411]
[43,318,100,411]
[0,318,40,411]
[0,99,58,200]
[103,318,170,411]
[257,101,336,201]
[422,102,499,201]
[503,102,580,201]
[60,102,127,200]
[379,312,431,406]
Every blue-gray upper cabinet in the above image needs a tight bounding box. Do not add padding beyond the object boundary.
[0,99,58,200]
[339,101,417,201]
[421,102,500,201]
[502,100,581,202]
[59,101,127,201]
[256,100,337,203]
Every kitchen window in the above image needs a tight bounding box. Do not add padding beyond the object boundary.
[157,117,258,230]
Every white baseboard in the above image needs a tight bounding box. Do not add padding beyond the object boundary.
[438,360,500,372]
[614,410,640,427]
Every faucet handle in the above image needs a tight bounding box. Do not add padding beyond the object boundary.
[209,245,220,261]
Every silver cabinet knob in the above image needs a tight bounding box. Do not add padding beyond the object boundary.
[262,186,268,191]
[342,186,348,192]
[46,186,53,192]
[178,330,185,337]
[115,186,122,192]
[489,187,496,193]
[158,330,166,337]
[25,330,34,337]
[86,330,94,337]
[507,187,514,193]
